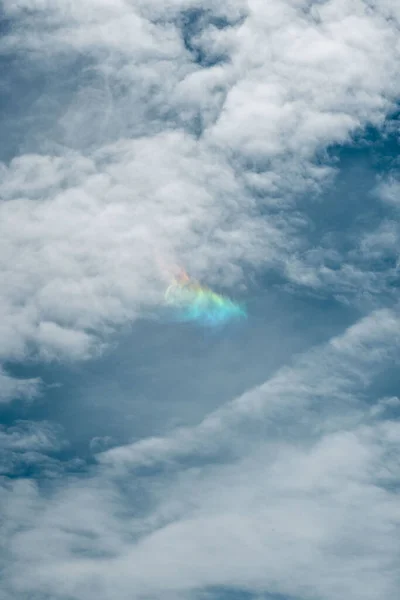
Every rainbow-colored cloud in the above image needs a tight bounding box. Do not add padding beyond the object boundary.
[165,270,247,326]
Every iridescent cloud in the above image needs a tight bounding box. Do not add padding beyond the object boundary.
[164,269,247,326]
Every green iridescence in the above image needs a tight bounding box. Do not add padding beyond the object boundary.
[165,280,247,326]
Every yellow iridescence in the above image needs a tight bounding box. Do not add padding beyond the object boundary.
[164,271,247,326]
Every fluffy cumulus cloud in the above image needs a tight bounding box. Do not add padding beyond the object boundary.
[1,0,400,599]
[1,0,399,367]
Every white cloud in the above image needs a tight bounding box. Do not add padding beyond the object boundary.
[0,0,398,376]
[1,311,400,600]
[98,307,400,469]
[0,0,398,371]
[0,367,41,404]
[377,177,400,207]
[1,1,400,598]
[370,395,400,417]
[0,133,278,366]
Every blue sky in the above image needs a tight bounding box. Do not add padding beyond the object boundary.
[1,1,400,599]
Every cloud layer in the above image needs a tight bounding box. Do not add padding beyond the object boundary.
[1,0,399,369]
[1,1,400,600]
[2,309,400,600]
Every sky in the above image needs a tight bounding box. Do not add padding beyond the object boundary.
[0,1,400,599]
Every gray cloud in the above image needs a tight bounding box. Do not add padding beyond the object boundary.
[0,368,41,404]
[0,420,68,477]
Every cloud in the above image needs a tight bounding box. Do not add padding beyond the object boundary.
[0,1,399,327]
[0,133,273,365]
[0,1,400,600]
[377,177,400,207]
[0,0,398,374]
[370,395,400,417]
[99,307,400,469]
[0,367,41,404]
[1,311,400,600]
[0,421,61,451]
[0,420,67,476]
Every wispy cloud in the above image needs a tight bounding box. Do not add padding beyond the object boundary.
[2,310,400,599]
[0,368,41,404]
